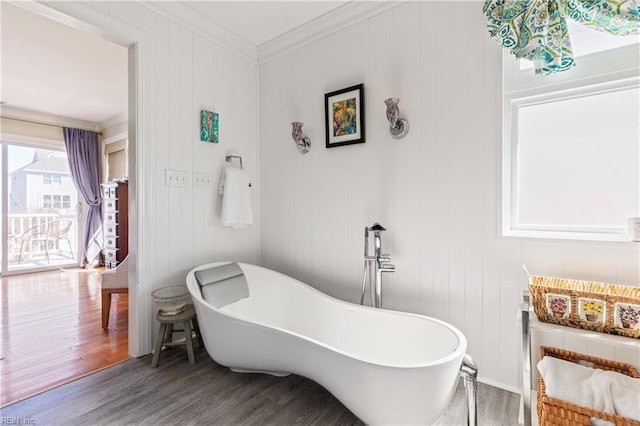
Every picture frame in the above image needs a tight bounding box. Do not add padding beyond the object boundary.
[324,83,365,148]
[200,110,219,143]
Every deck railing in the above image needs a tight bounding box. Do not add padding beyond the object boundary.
[7,213,77,264]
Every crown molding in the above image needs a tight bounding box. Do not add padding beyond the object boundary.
[141,1,406,65]
[258,1,406,64]
[99,110,129,131]
[0,105,100,132]
[142,1,258,64]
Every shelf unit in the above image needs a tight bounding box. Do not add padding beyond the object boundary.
[101,181,128,269]
[519,290,640,425]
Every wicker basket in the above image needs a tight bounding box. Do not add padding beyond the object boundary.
[528,274,640,339]
[538,346,640,426]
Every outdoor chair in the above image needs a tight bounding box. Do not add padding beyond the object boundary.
[18,219,74,263]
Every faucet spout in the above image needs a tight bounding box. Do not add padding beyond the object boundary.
[360,223,395,309]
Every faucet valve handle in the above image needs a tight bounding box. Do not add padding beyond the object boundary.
[380,263,395,272]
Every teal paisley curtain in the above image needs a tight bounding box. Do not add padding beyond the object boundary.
[483,0,640,75]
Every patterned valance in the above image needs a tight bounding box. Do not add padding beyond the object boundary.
[483,0,640,75]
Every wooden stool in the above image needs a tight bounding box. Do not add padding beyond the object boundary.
[151,304,203,367]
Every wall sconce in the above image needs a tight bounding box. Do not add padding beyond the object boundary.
[291,122,311,154]
[384,97,409,139]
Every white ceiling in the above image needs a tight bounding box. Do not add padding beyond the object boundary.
[0,1,350,128]
[181,1,349,47]
[1,2,129,125]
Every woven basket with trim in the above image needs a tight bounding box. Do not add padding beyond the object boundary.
[529,275,640,339]
[538,346,640,426]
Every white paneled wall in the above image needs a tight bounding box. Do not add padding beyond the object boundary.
[259,1,640,392]
[44,0,639,392]
[134,3,260,349]
[47,1,260,355]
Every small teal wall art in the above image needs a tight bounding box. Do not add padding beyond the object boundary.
[200,110,219,143]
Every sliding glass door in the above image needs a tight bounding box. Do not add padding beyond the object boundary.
[1,141,81,275]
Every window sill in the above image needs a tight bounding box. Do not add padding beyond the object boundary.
[502,228,636,243]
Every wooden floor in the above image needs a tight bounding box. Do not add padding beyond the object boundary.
[0,268,129,407]
[2,347,520,425]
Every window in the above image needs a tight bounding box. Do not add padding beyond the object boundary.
[42,194,71,209]
[503,25,640,242]
[43,194,52,209]
[104,139,127,181]
[43,173,61,185]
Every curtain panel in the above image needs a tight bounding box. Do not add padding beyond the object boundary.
[483,0,639,75]
[63,128,103,266]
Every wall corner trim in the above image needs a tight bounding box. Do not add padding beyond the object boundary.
[257,1,407,64]
[142,2,259,64]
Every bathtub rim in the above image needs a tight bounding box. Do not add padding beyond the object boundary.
[186,261,467,370]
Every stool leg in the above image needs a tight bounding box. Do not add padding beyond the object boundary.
[151,322,168,368]
[163,323,174,344]
[184,320,195,365]
[192,317,203,347]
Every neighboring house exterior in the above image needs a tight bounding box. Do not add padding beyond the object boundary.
[10,149,77,214]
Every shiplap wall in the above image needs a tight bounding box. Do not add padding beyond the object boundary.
[37,0,640,392]
[259,2,640,392]
[118,2,259,351]
[45,1,260,355]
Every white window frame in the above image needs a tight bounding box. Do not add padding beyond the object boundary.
[42,172,61,185]
[43,194,52,209]
[42,194,70,209]
[502,41,640,242]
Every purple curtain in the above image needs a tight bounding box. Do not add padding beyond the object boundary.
[63,128,102,266]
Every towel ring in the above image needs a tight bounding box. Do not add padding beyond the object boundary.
[225,154,243,169]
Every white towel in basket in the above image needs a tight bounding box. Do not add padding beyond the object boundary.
[537,356,640,423]
[610,381,640,422]
[219,167,253,228]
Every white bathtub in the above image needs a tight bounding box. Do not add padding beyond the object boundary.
[186,262,467,425]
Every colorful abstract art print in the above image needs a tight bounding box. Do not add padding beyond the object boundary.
[200,110,219,143]
[324,84,365,148]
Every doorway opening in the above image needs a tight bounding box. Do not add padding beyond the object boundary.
[0,2,133,407]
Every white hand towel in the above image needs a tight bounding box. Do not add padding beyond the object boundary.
[219,167,253,228]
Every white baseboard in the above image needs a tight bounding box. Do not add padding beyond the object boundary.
[477,376,521,395]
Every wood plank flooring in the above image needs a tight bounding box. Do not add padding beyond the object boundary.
[1,268,129,407]
[2,347,520,425]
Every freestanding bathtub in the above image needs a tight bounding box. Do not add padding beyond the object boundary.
[186,262,468,425]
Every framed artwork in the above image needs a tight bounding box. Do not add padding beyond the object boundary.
[324,84,365,148]
[200,110,219,143]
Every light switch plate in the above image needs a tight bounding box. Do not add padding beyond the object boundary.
[165,169,189,188]
[193,171,213,188]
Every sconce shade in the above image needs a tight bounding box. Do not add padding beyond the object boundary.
[384,97,409,139]
[292,122,304,141]
[291,122,311,154]
[384,98,400,127]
